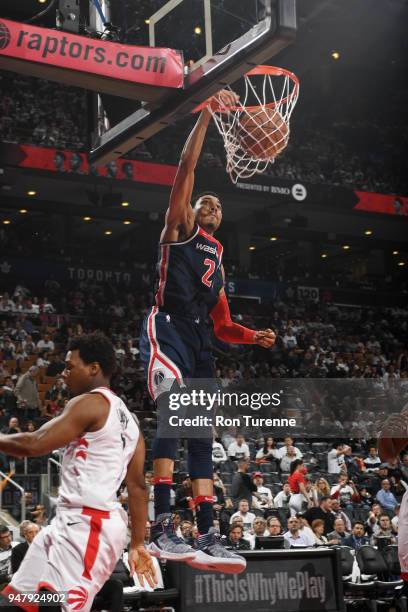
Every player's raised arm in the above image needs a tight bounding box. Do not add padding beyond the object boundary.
[0,394,104,457]
[210,287,276,348]
[161,90,239,243]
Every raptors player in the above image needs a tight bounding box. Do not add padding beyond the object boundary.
[0,332,156,612]
[140,90,275,573]
[379,405,408,594]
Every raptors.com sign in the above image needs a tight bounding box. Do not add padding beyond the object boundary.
[0,19,184,88]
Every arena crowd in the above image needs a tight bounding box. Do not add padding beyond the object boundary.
[0,70,406,195]
[0,278,406,592]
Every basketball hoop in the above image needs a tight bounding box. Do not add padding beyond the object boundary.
[208,66,299,183]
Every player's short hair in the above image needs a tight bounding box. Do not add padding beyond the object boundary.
[193,191,221,206]
[68,332,116,377]
[0,525,10,536]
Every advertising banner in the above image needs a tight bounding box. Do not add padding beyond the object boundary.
[0,18,184,89]
[1,143,407,216]
[231,176,408,216]
[3,144,177,187]
[169,549,344,612]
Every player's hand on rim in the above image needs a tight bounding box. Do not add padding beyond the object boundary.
[254,328,276,348]
[128,545,157,589]
[209,89,239,111]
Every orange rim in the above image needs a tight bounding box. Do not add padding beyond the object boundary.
[193,65,299,114]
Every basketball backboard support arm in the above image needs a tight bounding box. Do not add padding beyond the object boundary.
[89,0,296,165]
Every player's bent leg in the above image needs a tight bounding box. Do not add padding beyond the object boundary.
[188,438,214,535]
[186,438,246,574]
[148,440,196,562]
[35,509,127,612]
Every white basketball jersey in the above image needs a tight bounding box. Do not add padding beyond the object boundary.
[58,387,139,511]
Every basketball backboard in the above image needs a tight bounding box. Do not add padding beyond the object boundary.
[89,0,297,164]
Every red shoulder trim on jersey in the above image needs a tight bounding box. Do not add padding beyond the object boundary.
[198,227,223,261]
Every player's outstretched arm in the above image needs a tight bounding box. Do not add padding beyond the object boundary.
[0,394,105,457]
[161,89,238,243]
[210,289,275,347]
[126,435,157,588]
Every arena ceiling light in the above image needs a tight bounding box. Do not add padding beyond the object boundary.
[321,253,327,259]
[194,26,202,35]
[249,246,256,251]
[19,209,28,214]
[331,51,340,60]
[83,216,92,221]
[393,250,399,255]
[342,245,350,250]
[364,230,373,236]
[121,201,129,207]
[398,262,405,267]
[270,236,278,241]
[27,190,37,196]
[123,220,132,225]
[104,230,112,235]
[2,220,11,225]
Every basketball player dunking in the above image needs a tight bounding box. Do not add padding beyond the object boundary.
[379,405,408,596]
[140,90,276,573]
[0,332,156,612]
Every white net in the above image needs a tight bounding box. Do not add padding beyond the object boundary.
[210,66,299,183]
